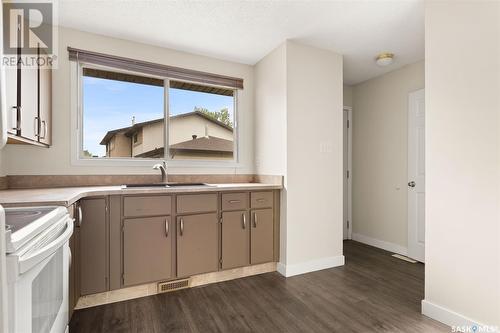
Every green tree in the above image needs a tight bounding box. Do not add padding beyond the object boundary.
[194,106,233,128]
[82,150,94,157]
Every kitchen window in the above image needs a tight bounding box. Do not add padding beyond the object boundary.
[78,65,237,163]
[82,68,165,159]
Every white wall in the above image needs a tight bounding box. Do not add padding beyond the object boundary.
[351,61,424,251]
[254,43,287,178]
[255,41,344,276]
[424,1,500,327]
[254,43,288,262]
[2,27,254,175]
[285,41,344,268]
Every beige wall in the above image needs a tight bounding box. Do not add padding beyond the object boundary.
[136,122,163,156]
[424,1,500,327]
[255,41,343,275]
[343,85,353,108]
[169,116,233,144]
[108,132,131,158]
[2,27,254,175]
[352,61,424,249]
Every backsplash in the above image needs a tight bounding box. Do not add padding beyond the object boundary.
[0,177,7,190]
[3,174,282,189]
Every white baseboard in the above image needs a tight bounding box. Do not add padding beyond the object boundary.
[277,255,345,277]
[422,300,492,329]
[352,233,408,256]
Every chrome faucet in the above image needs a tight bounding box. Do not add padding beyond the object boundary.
[153,161,167,183]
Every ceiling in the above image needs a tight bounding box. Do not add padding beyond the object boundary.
[58,0,424,85]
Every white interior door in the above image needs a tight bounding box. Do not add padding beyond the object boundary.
[408,89,425,262]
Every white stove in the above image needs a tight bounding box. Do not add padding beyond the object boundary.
[4,206,73,333]
[5,206,68,253]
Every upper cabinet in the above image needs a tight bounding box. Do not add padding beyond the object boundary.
[5,66,18,136]
[5,46,52,146]
[38,49,52,145]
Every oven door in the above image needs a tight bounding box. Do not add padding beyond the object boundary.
[8,219,72,333]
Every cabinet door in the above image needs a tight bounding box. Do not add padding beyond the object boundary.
[251,209,274,264]
[177,213,218,277]
[5,66,18,135]
[80,198,108,295]
[123,216,172,286]
[19,67,37,140]
[222,211,249,269]
[38,65,51,145]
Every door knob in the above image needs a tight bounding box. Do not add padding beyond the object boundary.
[408,181,416,188]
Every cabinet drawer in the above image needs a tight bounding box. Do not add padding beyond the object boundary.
[251,192,273,209]
[222,193,248,211]
[124,196,171,217]
[177,194,217,214]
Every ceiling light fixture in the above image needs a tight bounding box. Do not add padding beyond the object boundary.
[375,52,394,66]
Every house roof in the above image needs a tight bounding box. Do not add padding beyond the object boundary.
[169,136,233,153]
[99,111,233,145]
[133,136,233,158]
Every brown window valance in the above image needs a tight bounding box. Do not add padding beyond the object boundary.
[68,47,244,89]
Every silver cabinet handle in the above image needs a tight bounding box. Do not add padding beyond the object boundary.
[78,205,83,227]
[40,120,47,139]
[253,212,257,228]
[11,106,20,131]
[34,117,40,137]
[165,218,169,237]
[256,198,266,203]
[242,213,246,229]
[68,247,72,271]
[180,218,184,236]
[229,200,241,204]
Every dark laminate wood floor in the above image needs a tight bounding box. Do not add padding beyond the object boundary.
[70,241,448,333]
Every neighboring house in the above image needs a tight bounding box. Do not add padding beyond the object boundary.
[100,111,234,159]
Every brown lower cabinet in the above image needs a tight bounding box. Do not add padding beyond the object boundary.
[123,216,172,286]
[177,213,218,277]
[70,190,278,301]
[80,198,108,295]
[251,209,274,264]
[221,211,250,269]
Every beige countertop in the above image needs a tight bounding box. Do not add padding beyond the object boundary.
[0,183,282,207]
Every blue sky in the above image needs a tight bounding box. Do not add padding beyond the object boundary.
[83,76,234,157]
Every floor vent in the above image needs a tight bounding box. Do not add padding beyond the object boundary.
[157,278,190,294]
[391,254,417,263]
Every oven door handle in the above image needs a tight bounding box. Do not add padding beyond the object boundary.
[18,217,74,274]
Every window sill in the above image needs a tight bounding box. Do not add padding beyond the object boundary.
[71,157,243,169]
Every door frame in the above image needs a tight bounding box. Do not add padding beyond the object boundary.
[407,89,425,262]
[343,106,353,240]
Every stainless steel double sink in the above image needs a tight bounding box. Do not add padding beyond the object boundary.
[121,183,211,189]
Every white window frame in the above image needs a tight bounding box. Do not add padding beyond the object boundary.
[70,61,240,168]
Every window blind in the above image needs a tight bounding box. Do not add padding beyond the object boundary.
[68,47,244,89]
